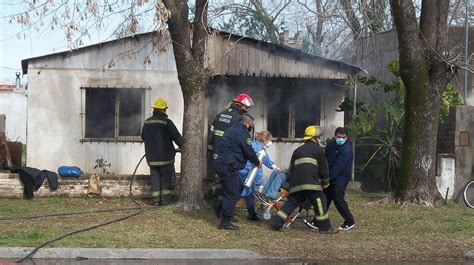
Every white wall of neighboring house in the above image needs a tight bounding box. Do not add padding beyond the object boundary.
[0,89,27,143]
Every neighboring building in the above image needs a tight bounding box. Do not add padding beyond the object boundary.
[279,30,304,49]
[353,27,474,201]
[21,30,360,175]
[354,27,473,105]
[0,83,27,143]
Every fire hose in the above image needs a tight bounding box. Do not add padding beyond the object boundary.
[1,154,147,263]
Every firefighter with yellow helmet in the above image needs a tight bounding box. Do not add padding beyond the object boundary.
[270,125,338,234]
[141,98,183,206]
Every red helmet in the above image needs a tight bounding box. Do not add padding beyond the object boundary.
[233,93,254,109]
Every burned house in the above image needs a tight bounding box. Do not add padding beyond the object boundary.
[20,30,360,176]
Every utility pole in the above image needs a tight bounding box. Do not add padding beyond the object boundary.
[352,83,357,182]
[464,1,469,103]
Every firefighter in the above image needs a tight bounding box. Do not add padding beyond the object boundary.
[141,98,183,206]
[204,93,254,199]
[213,114,261,230]
[270,125,338,234]
[207,93,254,156]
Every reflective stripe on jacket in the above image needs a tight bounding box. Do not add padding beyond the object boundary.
[207,103,244,153]
[285,140,329,194]
[214,123,259,170]
[141,111,183,167]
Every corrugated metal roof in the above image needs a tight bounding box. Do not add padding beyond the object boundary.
[21,29,361,76]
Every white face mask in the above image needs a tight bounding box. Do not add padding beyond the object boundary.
[265,141,273,148]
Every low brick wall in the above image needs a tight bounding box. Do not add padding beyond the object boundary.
[0,173,153,198]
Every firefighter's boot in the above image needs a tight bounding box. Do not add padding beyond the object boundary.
[218,217,239,230]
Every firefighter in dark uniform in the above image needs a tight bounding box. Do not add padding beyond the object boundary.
[270,125,338,234]
[213,114,261,230]
[141,98,183,206]
[207,93,254,154]
[204,94,254,199]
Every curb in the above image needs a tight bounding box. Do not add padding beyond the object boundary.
[465,250,474,261]
[0,248,274,260]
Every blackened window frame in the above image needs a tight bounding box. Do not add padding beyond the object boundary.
[266,87,321,141]
[81,86,147,143]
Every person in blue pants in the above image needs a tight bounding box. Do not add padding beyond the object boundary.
[213,114,261,230]
[239,131,280,221]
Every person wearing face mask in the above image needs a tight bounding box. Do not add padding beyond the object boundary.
[323,127,355,231]
[204,94,254,200]
[213,114,261,230]
[239,130,280,221]
[207,93,254,157]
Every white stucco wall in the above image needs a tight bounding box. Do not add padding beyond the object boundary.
[26,68,183,174]
[0,90,27,143]
[27,66,345,176]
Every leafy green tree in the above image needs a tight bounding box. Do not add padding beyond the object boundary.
[391,0,461,206]
[210,0,290,43]
[346,59,462,192]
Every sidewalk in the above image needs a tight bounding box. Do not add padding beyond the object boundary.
[0,248,280,260]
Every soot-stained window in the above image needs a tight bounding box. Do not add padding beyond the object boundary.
[84,88,145,141]
[267,88,321,140]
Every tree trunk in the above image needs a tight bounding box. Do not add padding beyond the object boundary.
[391,0,453,206]
[250,0,280,43]
[163,0,208,210]
[367,0,386,33]
[340,0,361,38]
[179,78,207,211]
[312,0,325,53]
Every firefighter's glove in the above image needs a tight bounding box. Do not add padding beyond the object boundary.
[322,182,330,189]
[206,149,213,158]
[279,188,289,198]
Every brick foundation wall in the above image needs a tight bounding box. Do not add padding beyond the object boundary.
[0,173,155,198]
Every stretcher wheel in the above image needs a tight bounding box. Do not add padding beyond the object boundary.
[263,209,272,220]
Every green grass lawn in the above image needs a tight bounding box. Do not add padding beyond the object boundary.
[0,193,472,262]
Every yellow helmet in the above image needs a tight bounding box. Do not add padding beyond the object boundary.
[151,98,168,109]
[303,125,322,140]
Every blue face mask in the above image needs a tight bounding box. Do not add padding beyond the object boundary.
[335,138,346,145]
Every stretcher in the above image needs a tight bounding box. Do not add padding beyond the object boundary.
[254,192,313,229]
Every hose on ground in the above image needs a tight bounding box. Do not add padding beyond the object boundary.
[14,154,146,263]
